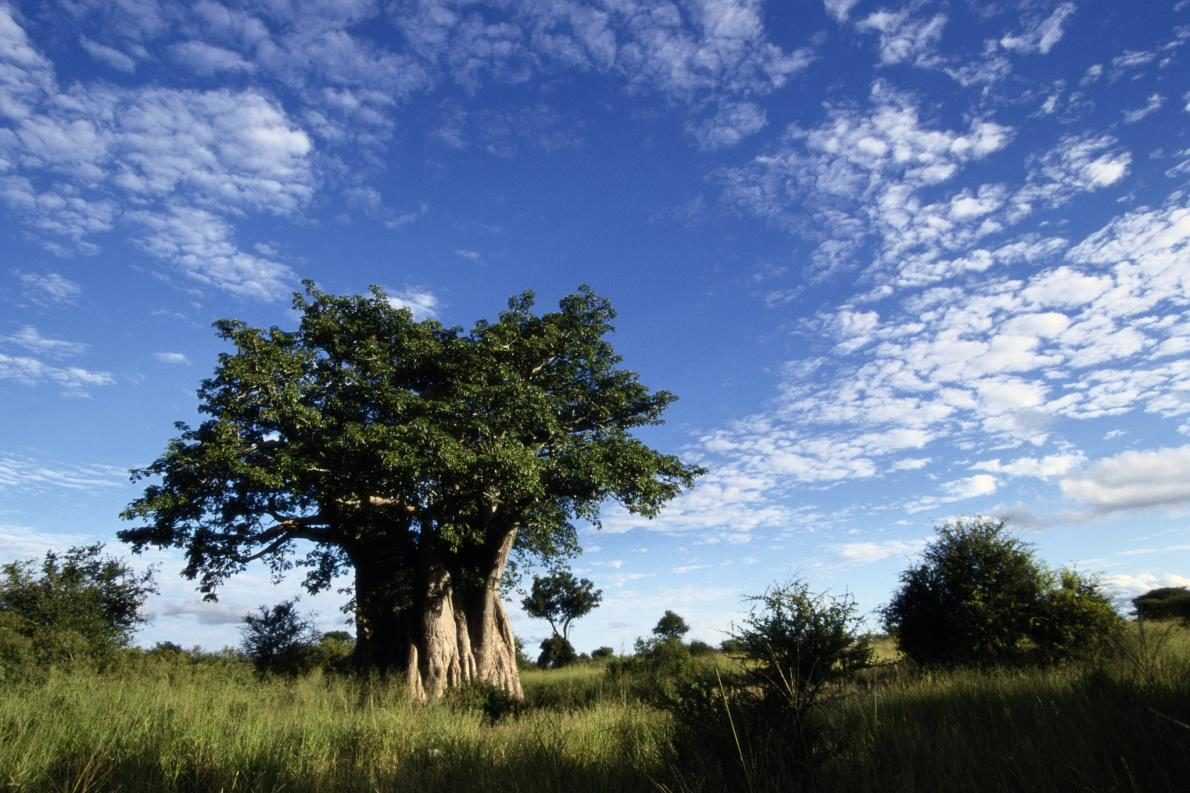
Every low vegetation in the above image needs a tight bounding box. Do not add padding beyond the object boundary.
[2,522,1187,792]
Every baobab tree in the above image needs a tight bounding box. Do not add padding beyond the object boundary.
[120,283,700,698]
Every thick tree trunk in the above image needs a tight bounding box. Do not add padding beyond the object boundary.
[351,530,524,700]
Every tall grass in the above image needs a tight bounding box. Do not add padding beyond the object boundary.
[0,665,666,792]
[1,624,1186,792]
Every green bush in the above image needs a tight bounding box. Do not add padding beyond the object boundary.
[1034,569,1124,661]
[660,580,871,791]
[0,544,156,676]
[536,635,578,668]
[240,599,319,675]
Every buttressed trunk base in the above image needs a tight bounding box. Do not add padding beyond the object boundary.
[353,531,524,700]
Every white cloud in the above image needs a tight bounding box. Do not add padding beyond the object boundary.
[835,537,928,564]
[386,287,439,320]
[1013,134,1132,218]
[1061,446,1190,512]
[154,352,191,365]
[999,4,1076,55]
[1123,94,1164,124]
[905,474,998,514]
[131,206,296,301]
[1102,571,1190,602]
[973,453,1084,479]
[170,40,256,75]
[857,10,948,67]
[891,457,930,471]
[687,101,767,150]
[4,325,87,357]
[823,0,860,24]
[78,35,137,73]
[0,353,115,393]
[720,83,1013,280]
[0,453,127,491]
[15,271,80,306]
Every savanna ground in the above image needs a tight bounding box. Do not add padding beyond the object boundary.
[2,626,1188,793]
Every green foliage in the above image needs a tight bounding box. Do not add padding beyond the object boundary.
[120,283,702,599]
[1033,569,1124,661]
[718,637,744,654]
[590,646,614,659]
[521,571,602,640]
[240,599,320,675]
[0,544,156,673]
[119,284,701,680]
[651,610,689,642]
[883,518,1119,666]
[1132,586,1190,622]
[536,635,578,669]
[686,639,714,656]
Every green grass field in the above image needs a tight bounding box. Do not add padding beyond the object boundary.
[2,623,1187,792]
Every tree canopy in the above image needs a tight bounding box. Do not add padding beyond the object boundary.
[120,282,701,696]
[521,570,602,640]
[1132,587,1190,622]
[652,610,691,642]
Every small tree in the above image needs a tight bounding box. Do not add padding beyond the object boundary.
[653,610,690,642]
[240,599,319,675]
[521,571,602,641]
[1132,587,1190,622]
[0,544,156,667]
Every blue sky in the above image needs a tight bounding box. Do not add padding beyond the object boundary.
[1,0,1188,654]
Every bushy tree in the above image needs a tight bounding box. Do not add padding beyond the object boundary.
[240,599,319,675]
[652,610,690,642]
[883,518,1121,666]
[0,544,156,668]
[536,634,577,668]
[120,283,701,698]
[521,571,602,640]
[1132,587,1190,622]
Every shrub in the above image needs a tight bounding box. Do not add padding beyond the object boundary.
[0,544,156,673]
[240,599,319,675]
[661,580,872,791]
[652,610,690,641]
[735,580,872,717]
[687,639,714,656]
[591,645,615,659]
[536,634,577,668]
[1034,569,1124,661]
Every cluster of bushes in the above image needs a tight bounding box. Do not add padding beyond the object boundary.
[883,518,1123,666]
[0,545,156,680]
[637,518,1132,790]
[0,544,354,682]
